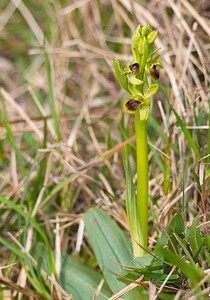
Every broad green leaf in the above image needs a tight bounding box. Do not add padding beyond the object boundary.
[189,217,203,260]
[171,106,201,158]
[166,213,184,251]
[61,254,111,300]
[158,247,201,286]
[132,254,154,270]
[84,208,143,299]
[31,243,112,300]
[156,214,184,256]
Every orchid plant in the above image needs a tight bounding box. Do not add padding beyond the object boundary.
[114,24,162,257]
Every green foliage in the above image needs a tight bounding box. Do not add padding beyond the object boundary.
[84,208,144,299]
[31,243,112,300]
[0,196,56,276]
[123,145,143,257]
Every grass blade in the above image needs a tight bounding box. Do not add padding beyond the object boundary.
[0,197,56,276]
[158,247,201,285]
[44,52,61,142]
[171,106,201,158]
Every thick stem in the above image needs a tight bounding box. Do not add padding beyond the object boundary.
[134,114,148,256]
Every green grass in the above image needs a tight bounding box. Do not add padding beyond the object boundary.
[0,1,209,299]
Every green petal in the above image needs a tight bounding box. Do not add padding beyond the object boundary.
[144,84,158,98]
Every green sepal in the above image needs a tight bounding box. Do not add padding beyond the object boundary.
[150,54,160,64]
[128,84,143,96]
[114,59,130,94]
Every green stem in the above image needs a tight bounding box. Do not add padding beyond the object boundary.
[135,114,148,256]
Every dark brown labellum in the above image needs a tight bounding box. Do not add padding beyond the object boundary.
[129,63,140,75]
[125,99,141,112]
[150,65,159,80]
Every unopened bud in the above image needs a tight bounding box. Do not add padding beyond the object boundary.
[147,30,158,44]
[141,24,150,37]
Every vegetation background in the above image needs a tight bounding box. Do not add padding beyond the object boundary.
[0,0,209,299]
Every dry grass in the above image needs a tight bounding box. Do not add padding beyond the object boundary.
[0,0,209,299]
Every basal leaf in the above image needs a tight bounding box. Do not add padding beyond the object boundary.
[158,248,201,286]
[166,213,184,251]
[84,208,143,299]
[189,217,203,261]
[31,242,112,300]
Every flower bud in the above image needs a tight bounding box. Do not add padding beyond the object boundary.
[147,30,158,44]
[141,24,150,37]
[150,65,160,80]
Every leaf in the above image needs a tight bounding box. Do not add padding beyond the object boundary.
[173,233,195,267]
[132,254,154,270]
[189,217,203,260]
[61,255,111,300]
[158,247,201,286]
[31,243,112,300]
[84,208,143,299]
[166,213,184,252]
